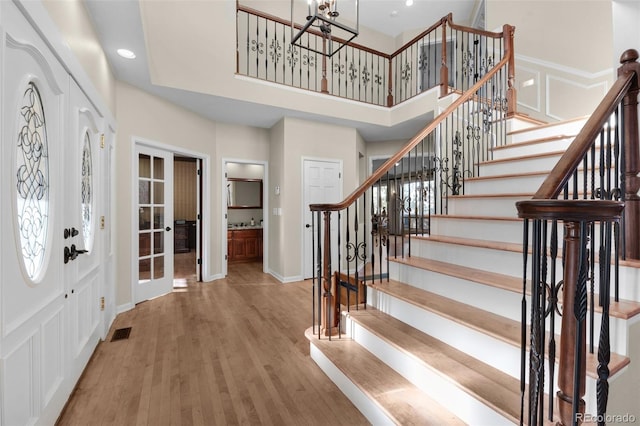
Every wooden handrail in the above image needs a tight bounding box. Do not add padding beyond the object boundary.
[445,14,505,39]
[238,5,507,62]
[388,15,448,59]
[532,72,635,199]
[310,54,511,212]
[237,5,390,58]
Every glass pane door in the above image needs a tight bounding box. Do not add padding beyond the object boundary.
[136,147,173,303]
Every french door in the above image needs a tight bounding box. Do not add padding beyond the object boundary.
[135,145,174,303]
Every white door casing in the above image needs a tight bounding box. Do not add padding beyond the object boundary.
[302,159,342,279]
[135,145,174,303]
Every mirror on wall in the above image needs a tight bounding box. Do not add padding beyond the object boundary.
[227,178,263,209]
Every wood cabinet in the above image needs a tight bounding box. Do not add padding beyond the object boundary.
[174,222,190,253]
[228,228,263,262]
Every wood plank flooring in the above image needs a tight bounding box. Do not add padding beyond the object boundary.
[56,262,368,426]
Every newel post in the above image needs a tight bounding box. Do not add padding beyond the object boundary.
[440,17,449,97]
[387,59,394,107]
[556,221,587,426]
[504,24,517,117]
[619,49,640,259]
[321,37,329,93]
[320,211,338,336]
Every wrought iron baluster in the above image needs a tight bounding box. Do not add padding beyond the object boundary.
[547,220,559,422]
[520,218,529,426]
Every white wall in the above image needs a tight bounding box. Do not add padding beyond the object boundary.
[612,1,640,69]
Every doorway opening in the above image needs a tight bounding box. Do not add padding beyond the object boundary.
[133,140,208,304]
[173,155,203,288]
[223,160,267,277]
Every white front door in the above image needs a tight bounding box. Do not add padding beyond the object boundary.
[66,82,105,385]
[0,3,70,424]
[135,145,174,303]
[303,159,342,279]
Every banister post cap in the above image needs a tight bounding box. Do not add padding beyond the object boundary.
[620,49,639,64]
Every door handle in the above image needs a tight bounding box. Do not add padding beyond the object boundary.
[305,224,311,228]
[165,226,172,232]
[64,244,88,264]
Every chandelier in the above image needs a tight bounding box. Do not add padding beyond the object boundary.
[291,0,359,57]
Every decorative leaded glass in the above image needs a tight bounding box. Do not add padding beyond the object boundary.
[16,82,49,280]
[81,132,93,249]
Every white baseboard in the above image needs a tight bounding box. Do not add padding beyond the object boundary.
[268,269,304,283]
[116,302,134,314]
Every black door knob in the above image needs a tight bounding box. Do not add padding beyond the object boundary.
[305,224,311,228]
[165,226,172,232]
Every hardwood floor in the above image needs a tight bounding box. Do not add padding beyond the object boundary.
[57,262,367,426]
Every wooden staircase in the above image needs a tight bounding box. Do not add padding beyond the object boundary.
[306,116,640,425]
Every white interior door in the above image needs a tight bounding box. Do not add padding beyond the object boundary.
[135,145,174,303]
[0,3,70,424]
[303,159,342,279]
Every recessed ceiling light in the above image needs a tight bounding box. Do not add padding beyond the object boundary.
[390,10,398,17]
[405,0,413,6]
[117,48,136,59]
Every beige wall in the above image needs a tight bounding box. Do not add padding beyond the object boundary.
[115,82,216,305]
[42,0,116,113]
[268,117,359,280]
[487,1,615,121]
[487,1,613,73]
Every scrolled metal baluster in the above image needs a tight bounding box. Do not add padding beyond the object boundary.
[596,220,613,426]
[520,218,529,426]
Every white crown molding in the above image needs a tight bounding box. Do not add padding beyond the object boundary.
[516,53,614,80]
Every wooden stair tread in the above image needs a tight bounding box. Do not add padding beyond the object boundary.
[399,241,640,320]
[346,308,523,424]
[450,192,533,199]
[508,112,548,127]
[430,214,522,222]
[413,234,523,254]
[467,170,550,181]
[305,328,464,425]
[481,150,566,165]
[507,116,588,136]
[494,134,577,150]
[369,278,630,378]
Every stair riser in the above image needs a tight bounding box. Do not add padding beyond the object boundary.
[308,344,396,425]
[345,315,516,426]
[509,119,587,144]
[409,235,640,304]
[368,286,523,379]
[493,138,574,161]
[409,239,524,277]
[465,174,548,194]
[368,286,616,414]
[389,260,524,321]
[388,260,631,355]
[448,196,529,217]
[480,155,562,176]
[429,217,524,244]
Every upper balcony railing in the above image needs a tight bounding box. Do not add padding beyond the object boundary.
[237,6,515,108]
